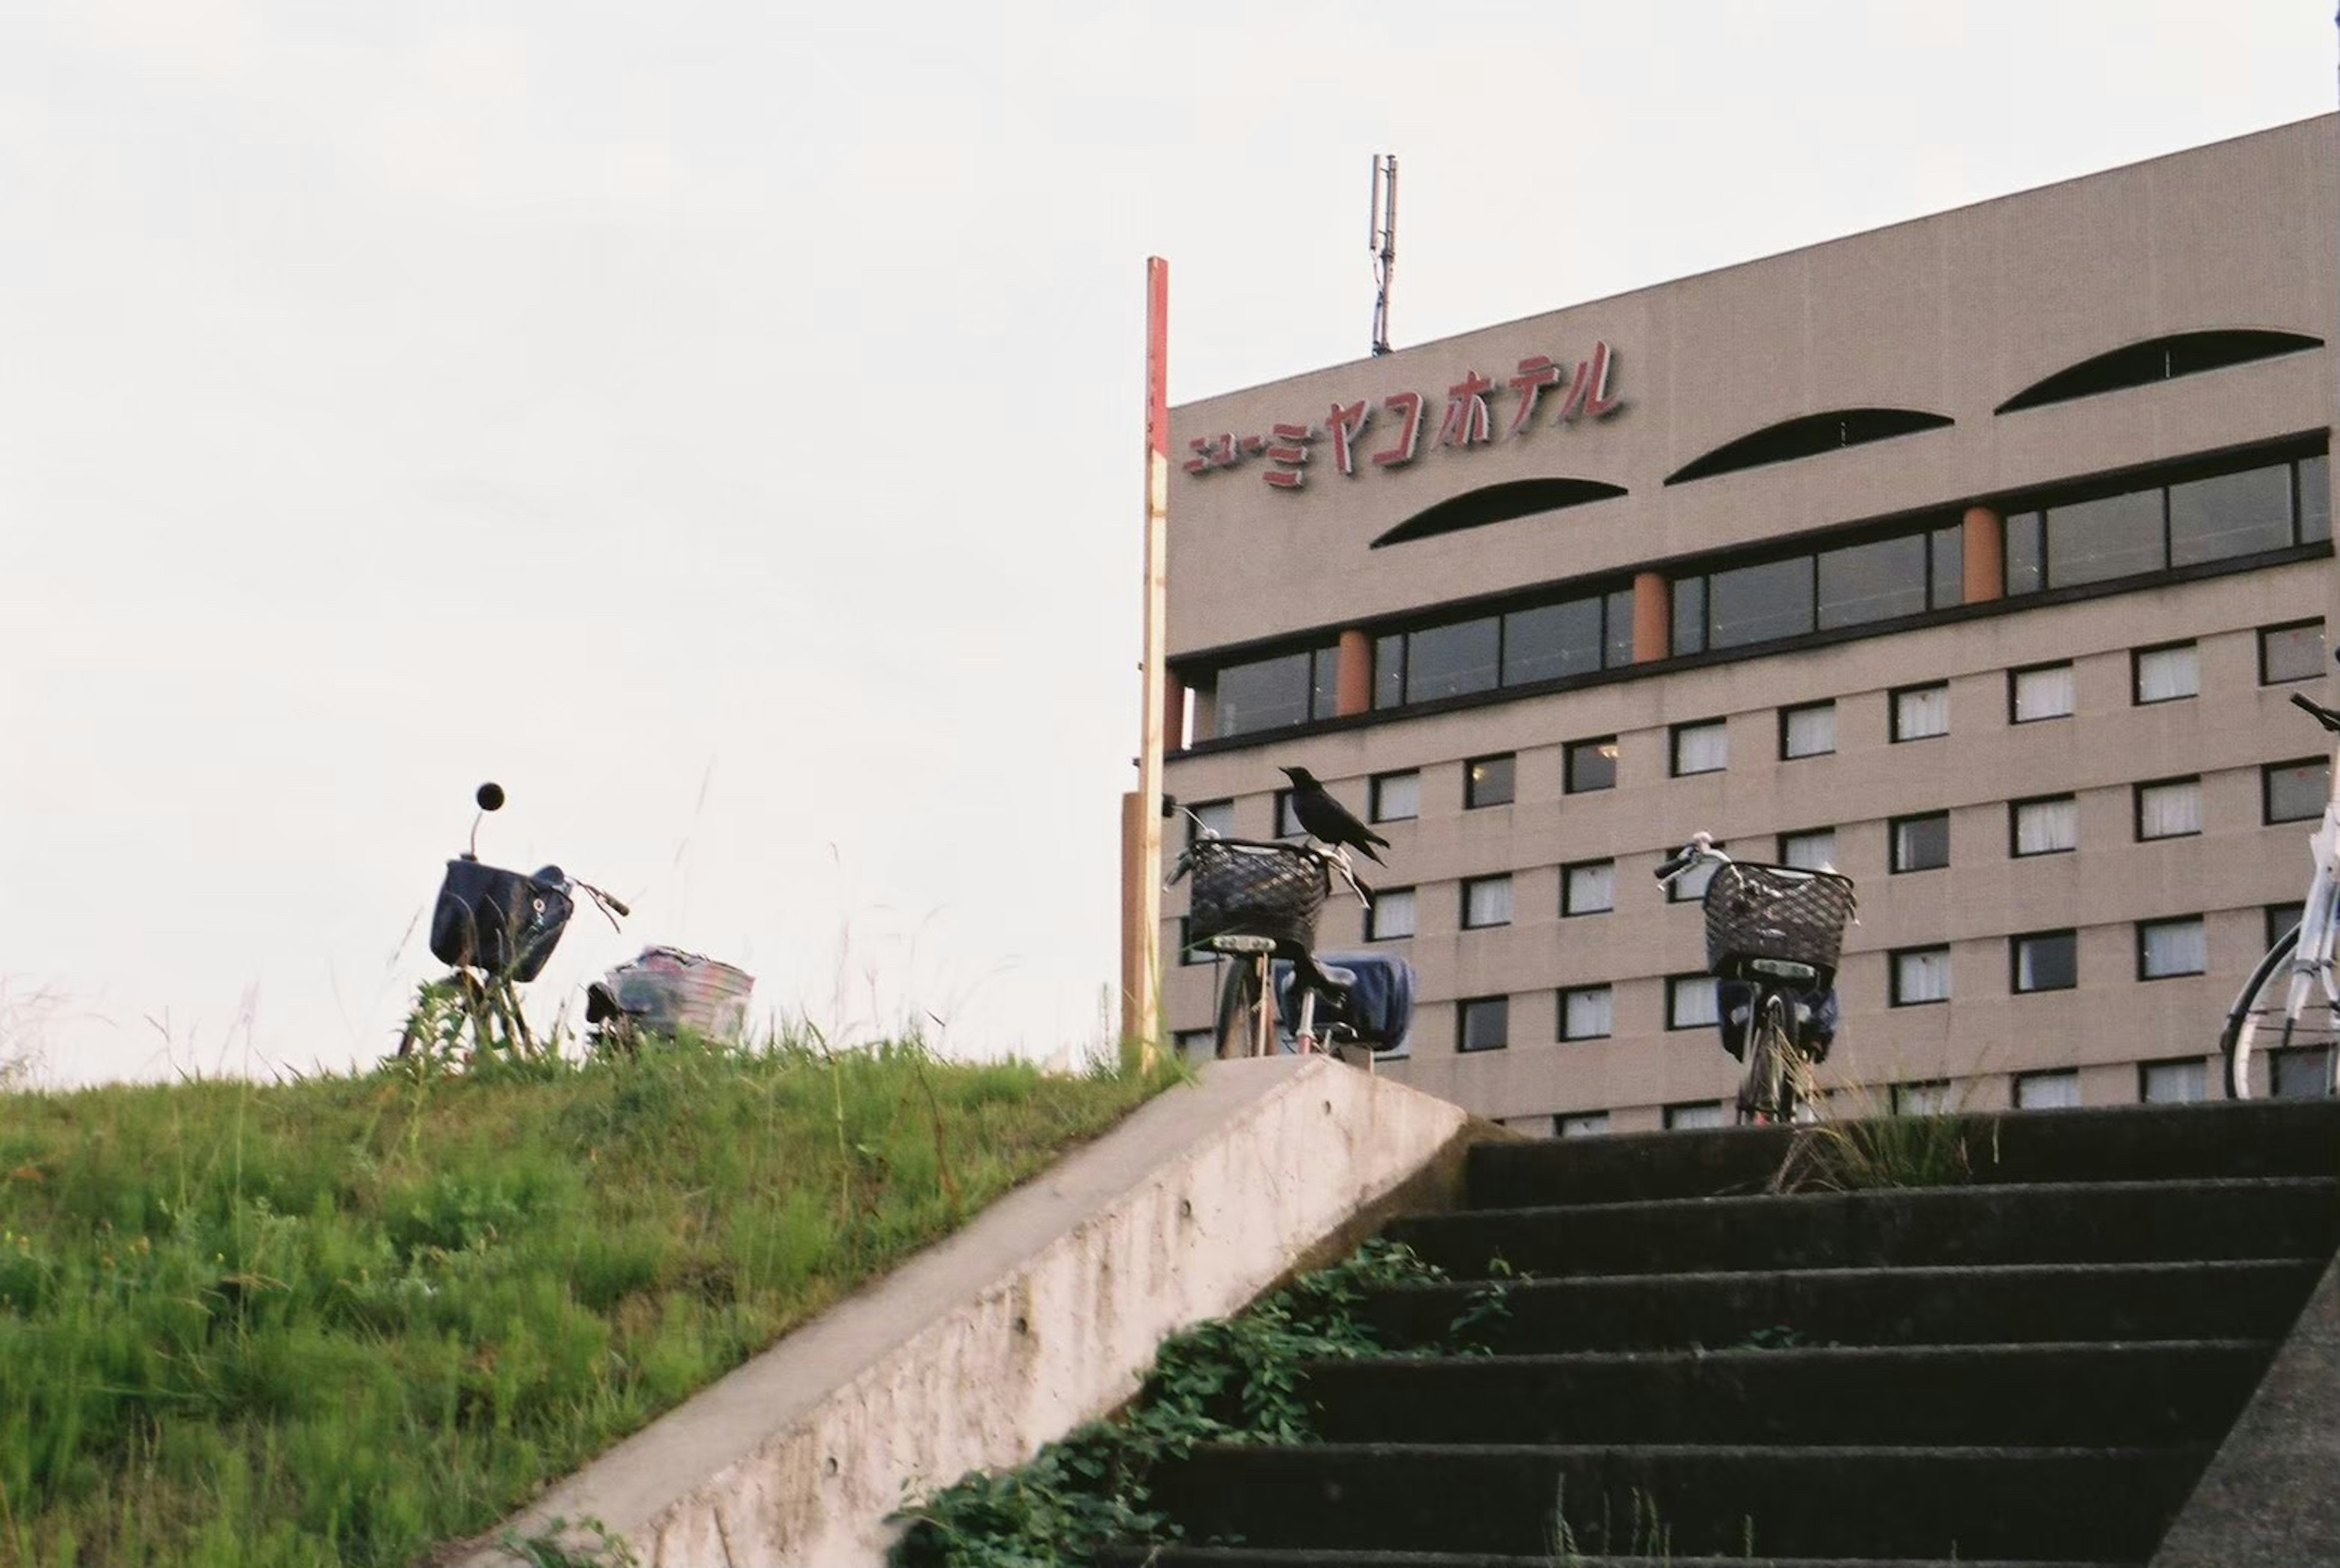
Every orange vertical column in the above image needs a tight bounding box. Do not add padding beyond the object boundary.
[1962,505,2005,603]
[1631,570,1672,661]
[1335,628,1373,717]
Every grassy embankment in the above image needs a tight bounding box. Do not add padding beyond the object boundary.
[0,1037,1174,1567]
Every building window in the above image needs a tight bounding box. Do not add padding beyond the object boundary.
[1892,1080,1952,1115]
[1375,590,1634,710]
[1368,887,1417,941]
[1462,875,1514,929]
[2169,463,2300,567]
[2010,662,2075,723]
[1667,974,1720,1029]
[1178,917,1210,966]
[2138,916,2207,980]
[2266,757,2330,825]
[2261,620,2327,685]
[2012,795,2078,857]
[2133,642,2199,704]
[1458,996,1509,1052]
[1558,985,1614,1041]
[1213,646,1339,738]
[2005,454,2327,597]
[1370,771,1420,823]
[1665,1101,1725,1130]
[1669,520,1962,653]
[1890,947,1951,1006]
[2272,1048,2335,1099]
[1186,799,1235,842]
[1562,860,1615,916]
[1667,842,1726,903]
[2135,778,2202,840]
[2269,902,2308,946]
[1565,737,1618,793]
[1275,790,1305,839]
[1671,719,1729,776]
[1779,829,1837,871]
[1406,617,1501,703]
[2140,1058,2207,1104]
[2013,930,2079,993]
[1892,683,1949,742]
[2015,1069,2081,1109]
[1172,1029,1216,1064]
[1780,701,1837,759]
[1465,753,1516,809]
[1502,592,1634,684]
[1556,1111,1611,1137]
[1891,812,1949,872]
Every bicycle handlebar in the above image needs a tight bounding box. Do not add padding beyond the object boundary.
[2291,691,2340,734]
[1653,831,1725,886]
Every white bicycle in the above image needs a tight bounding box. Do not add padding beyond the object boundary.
[2220,686,2340,1099]
[1166,825,1372,1058]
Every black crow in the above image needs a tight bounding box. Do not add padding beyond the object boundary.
[1278,765,1389,865]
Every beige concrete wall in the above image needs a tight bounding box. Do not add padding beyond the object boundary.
[459,1059,1473,1568]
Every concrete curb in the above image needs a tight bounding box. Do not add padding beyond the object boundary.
[458,1057,1478,1568]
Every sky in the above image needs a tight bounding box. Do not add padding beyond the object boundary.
[2,0,2335,1085]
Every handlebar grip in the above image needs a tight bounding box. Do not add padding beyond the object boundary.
[1653,852,1696,882]
[606,896,631,918]
[2291,692,2340,733]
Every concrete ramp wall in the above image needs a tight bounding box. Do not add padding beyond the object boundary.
[462,1056,1480,1568]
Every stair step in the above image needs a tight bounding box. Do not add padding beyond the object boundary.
[1357,1258,2327,1352]
[1145,1442,2208,1561]
[1466,1099,2340,1209]
[1097,1550,2136,1568]
[1301,1339,2269,1446]
[1386,1178,2340,1278]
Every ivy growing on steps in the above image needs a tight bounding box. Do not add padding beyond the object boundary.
[888,1236,1509,1568]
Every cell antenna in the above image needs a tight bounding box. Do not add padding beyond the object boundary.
[1370,153,1398,357]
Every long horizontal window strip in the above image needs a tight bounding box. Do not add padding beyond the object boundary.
[1674,521,1965,656]
[1377,590,1633,709]
[1211,645,1339,740]
[2005,454,2327,597]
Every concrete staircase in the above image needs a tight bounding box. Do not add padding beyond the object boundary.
[1103,1099,2340,1567]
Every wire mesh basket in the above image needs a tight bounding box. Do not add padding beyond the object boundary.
[1185,838,1330,955]
[1701,861,1857,981]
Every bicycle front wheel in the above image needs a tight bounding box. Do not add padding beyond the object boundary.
[1737,1001,1791,1126]
[1214,956,1271,1059]
[2222,922,2340,1099]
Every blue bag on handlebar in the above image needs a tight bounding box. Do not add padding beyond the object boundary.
[428,859,575,981]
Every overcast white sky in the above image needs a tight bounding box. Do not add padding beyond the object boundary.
[3,1,2333,1084]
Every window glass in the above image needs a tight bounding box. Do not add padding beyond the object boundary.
[2140,917,2207,979]
[1216,651,1314,737]
[2045,489,2164,588]
[1893,684,1949,740]
[1187,800,1235,842]
[2134,644,2199,703]
[1672,577,1707,656]
[1604,589,1636,668]
[2301,455,2332,541]
[1667,975,1720,1028]
[1892,948,1951,1005]
[2005,511,2045,595]
[1370,771,1419,823]
[2269,903,2308,948]
[1779,829,1837,870]
[1502,598,1604,685]
[1374,635,1406,709]
[2013,796,2078,856]
[2014,931,2079,993]
[2137,779,2202,840]
[1930,524,1965,609]
[1458,996,1509,1052]
[1559,985,1614,1040]
[2169,463,2294,567]
[1369,888,1417,940]
[2272,1047,2335,1099]
[1892,813,1949,871]
[1672,720,1728,776]
[1275,789,1305,839]
[2267,758,2330,824]
[1817,533,1928,629]
[1557,1112,1611,1137]
[2011,664,2075,722]
[1781,701,1836,759]
[1462,875,1514,929]
[1708,556,1816,648]
[1406,617,1500,702]
[1665,1101,1725,1130]
[1466,754,1516,809]
[1562,861,1616,915]
[2141,1059,2207,1104]
[1893,1080,1952,1115]
[1310,648,1339,720]
[2261,621,2326,684]
[1566,737,1618,793]
[1173,1029,1216,1064]
[2015,1070,2081,1109]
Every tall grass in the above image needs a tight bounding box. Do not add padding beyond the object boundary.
[0,1037,1172,1567]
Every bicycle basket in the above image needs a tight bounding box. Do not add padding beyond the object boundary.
[428,859,575,981]
[1185,838,1328,955]
[1701,861,1856,982]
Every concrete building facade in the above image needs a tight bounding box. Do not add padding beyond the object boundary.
[1160,115,2340,1132]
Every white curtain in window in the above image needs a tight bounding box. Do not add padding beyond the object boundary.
[1567,862,1615,913]
[2013,665,2074,721]
[1896,949,1951,1002]
[1784,704,1836,757]
[1191,801,1236,840]
[1897,686,1949,738]
[1557,1112,1610,1137]
[1466,877,1513,927]
[2142,918,2207,978]
[1893,1080,1950,1115]
[1672,848,1726,901]
[2142,1060,2207,1102]
[1675,722,1729,773]
[1671,977,1719,1027]
[2016,798,2079,854]
[1563,987,1614,1039]
[1781,831,1837,870]
[1374,772,1420,821]
[2136,645,2200,703]
[2015,1070,2082,1109]
[2138,781,2202,839]
[1665,1101,1725,1130]
[1373,889,1417,939]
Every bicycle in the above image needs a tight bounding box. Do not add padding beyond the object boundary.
[1656,832,1858,1125]
[397,782,630,1060]
[1166,825,1376,1060]
[2221,682,2340,1099]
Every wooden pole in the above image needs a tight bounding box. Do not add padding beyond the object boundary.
[1121,258,1171,1066]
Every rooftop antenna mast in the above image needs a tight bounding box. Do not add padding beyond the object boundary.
[1369,153,1398,357]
